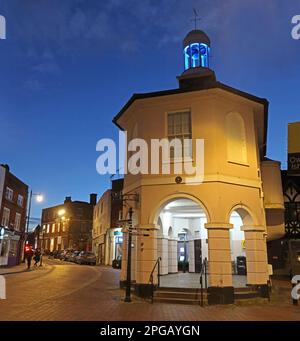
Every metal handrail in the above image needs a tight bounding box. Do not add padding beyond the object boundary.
[200,258,208,307]
[149,257,161,303]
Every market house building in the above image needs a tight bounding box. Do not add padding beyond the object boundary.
[113,29,285,304]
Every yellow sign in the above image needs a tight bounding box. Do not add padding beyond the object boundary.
[241,240,245,249]
[288,121,300,154]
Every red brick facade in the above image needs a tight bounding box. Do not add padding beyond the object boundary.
[0,164,28,266]
[41,195,95,252]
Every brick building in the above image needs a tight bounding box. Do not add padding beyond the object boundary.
[0,164,28,266]
[41,194,96,252]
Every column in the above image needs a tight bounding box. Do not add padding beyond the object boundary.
[157,237,168,275]
[188,240,195,273]
[135,225,158,297]
[205,223,234,304]
[241,225,268,286]
[168,238,178,273]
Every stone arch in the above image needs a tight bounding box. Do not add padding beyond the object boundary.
[227,203,257,226]
[167,226,174,238]
[149,192,211,226]
[157,217,163,237]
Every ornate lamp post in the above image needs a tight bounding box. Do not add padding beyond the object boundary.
[113,192,139,303]
[24,191,43,262]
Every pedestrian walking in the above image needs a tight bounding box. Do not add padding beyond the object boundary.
[25,246,34,270]
[34,249,41,267]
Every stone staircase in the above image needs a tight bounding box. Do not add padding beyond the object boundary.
[153,287,207,305]
[153,286,262,305]
[234,286,262,301]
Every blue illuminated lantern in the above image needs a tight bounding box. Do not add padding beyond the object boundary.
[183,30,211,71]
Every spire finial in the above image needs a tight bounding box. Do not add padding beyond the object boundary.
[191,8,201,30]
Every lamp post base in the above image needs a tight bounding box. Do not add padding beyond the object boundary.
[124,296,132,303]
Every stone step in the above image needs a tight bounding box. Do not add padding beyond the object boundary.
[153,296,206,305]
[234,286,259,293]
[157,286,207,293]
[234,291,260,300]
[154,290,207,300]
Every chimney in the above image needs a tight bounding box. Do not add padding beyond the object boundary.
[90,193,97,206]
[1,164,10,172]
[64,196,72,203]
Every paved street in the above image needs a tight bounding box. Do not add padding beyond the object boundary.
[0,259,299,321]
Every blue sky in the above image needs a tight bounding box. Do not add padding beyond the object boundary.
[0,0,300,227]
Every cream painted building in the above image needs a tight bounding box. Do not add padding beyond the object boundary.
[93,179,124,265]
[113,30,285,303]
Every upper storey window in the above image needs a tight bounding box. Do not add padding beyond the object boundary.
[226,112,248,165]
[167,111,192,158]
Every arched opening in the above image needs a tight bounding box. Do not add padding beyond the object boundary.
[155,198,208,285]
[229,207,254,286]
[226,112,248,164]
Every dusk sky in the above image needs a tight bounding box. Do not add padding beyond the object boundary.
[0,0,300,227]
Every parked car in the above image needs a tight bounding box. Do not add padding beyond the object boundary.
[53,250,62,259]
[112,256,122,269]
[64,250,75,262]
[59,250,73,261]
[75,251,96,265]
[58,250,68,261]
[69,251,81,263]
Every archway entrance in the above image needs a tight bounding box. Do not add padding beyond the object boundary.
[229,211,247,287]
[156,198,208,287]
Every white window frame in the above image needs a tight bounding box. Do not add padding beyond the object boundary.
[167,110,192,159]
[15,212,21,231]
[17,194,24,207]
[5,187,13,201]
[52,223,55,233]
[1,207,10,227]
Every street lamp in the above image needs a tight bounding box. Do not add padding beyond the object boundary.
[58,209,66,217]
[25,190,44,242]
[124,207,133,303]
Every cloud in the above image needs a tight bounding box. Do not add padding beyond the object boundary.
[23,79,44,92]
[6,0,297,91]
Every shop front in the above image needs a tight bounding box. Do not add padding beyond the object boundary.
[105,228,123,266]
[0,227,22,267]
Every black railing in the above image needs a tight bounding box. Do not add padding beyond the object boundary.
[200,257,208,307]
[149,257,161,303]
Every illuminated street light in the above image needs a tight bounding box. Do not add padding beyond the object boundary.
[24,190,44,262]
[36,194,44,203]
[26,190,44,236]
[58,209,66,217]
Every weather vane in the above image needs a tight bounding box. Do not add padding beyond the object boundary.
[191,8,201,30]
